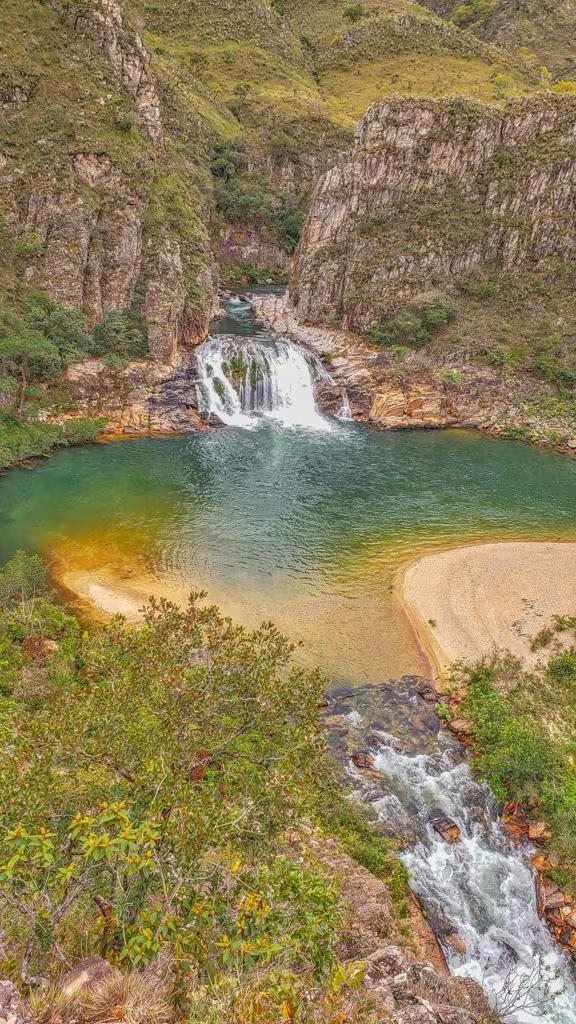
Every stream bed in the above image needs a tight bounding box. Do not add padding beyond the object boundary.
[326,681,576,1023]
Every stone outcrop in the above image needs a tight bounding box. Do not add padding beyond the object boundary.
[1,1,217,365]
[0,982,31,1024]
[54,0,163,142]
[252,291,470,428]
[292,95,576,333]
[63,354,204,434]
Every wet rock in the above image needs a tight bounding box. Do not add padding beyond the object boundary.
[430,816,461,844]
[351,751,376,770]
[416,681,440,702]
[444,932,467,956]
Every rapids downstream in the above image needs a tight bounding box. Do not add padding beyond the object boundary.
[327,682,576,1023]
[2,295,576,1020]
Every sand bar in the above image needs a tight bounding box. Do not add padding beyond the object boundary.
[403,541,576,676]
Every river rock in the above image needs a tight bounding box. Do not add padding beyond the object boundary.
[431,816,461,844]
[351,751,376,770]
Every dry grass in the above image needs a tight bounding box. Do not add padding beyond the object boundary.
[31,972,173,1024]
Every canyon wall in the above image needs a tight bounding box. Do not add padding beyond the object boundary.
[1,0,217,364]
[292,95,576,333]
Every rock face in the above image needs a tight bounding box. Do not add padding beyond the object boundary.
[292,95,576,333]
[62,0,163,143]
[0,982,31,1024]
[64,354,204,434]
[1,0,216,365]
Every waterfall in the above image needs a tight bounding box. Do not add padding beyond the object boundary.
[196,334,332,430]
[339,388,352,421]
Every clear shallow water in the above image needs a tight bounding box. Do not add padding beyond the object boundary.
[2,418,576,681]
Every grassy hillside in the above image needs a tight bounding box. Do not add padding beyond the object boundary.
[421,0,576,76]
[125,0,538,142]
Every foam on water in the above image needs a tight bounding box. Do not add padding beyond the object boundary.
[196,333,332,431]
[370,740,576,1022]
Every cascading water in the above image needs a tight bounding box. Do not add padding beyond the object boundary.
[327,681,576,1024]
[196,333,332,430]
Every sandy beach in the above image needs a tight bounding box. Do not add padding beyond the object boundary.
[403,541,576,676]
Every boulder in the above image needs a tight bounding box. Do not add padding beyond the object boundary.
[59,957,121,999]
[431,816,461,844]
[450,718,473,735]
[351,751,376,770]
[0,982,31,1024]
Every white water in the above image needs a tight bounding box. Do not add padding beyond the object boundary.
[196,334,331,430]
[367,736,576,1023]
[339,388,352,421]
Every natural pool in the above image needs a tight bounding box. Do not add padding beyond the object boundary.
[2,420,576,683]
[4,295,576,1021]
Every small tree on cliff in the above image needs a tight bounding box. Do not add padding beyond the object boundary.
[0,314,60,420]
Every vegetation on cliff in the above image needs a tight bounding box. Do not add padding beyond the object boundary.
[0,552,412,1022]
[455,635,576,893]
[0,291,151,469]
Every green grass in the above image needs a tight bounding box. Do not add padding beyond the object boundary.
[0,0,151,173]
[456,642,576,890]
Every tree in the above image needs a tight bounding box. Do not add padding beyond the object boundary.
[0,315,60,419]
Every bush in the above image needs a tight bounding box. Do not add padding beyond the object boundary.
[458,647,576,880]
[0,550,47,604]
[0,593,349,985]
[215,175,305,253]
[547,648,576,686]
[90,310,148,360]
[343,3,366,22]
[0,413,105,470]
[370,296,457,348]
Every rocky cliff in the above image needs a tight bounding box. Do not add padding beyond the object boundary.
[292,95,576,333]
[1,0,217,364]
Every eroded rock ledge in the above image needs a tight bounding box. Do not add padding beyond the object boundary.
[292,94,576,333]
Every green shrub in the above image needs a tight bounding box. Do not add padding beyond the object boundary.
[0,550,47,604]
[371,296,457,349]
[547,648,576,686]
[458,648,576,882]
[0,413,105,469]
[343,3,366,22]
[90,310,148,360]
